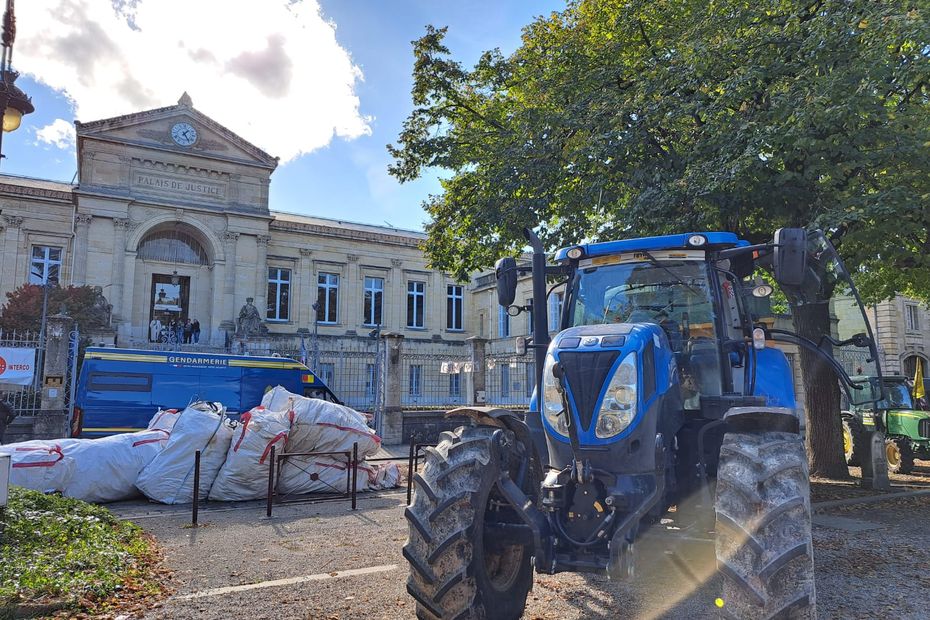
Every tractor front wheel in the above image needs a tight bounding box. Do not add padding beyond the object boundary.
[404,425,533,620]
[885,435,915,475]
[715,431,816,619]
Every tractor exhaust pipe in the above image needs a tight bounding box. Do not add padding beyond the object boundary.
[524,228,551,401]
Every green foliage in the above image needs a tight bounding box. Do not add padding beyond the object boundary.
[390,1,930,298]
[0,486,153,610]
[0,284,111,334]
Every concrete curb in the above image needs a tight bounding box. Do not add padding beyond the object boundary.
[812,488,930,511]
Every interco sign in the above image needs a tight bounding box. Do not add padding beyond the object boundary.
[0,348,37,386]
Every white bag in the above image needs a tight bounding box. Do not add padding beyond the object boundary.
[136,401,234,504]
[4,443,76,494]
[209,406,291,501]
[366,462,401,490]
[62,429,170,503]
[277,455,368,495]
[148,408,182,433]
[260,387,381,458]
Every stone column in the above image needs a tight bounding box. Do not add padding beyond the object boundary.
[1,216,23,294]
[220,231,239,331]
[467,336,488,405]
[381,332,405,445]
[299,248,314,328]
[36,313,73,439]
[109,218,131,322]
[71,213,92,285]
[254,234,271,319]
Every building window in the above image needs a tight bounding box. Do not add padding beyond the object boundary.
[906,304,921,332]
[319,362,335,388]
[363,276,384,326]
[449,372,461,398]
[548,292,564,332]
[266,268,291,321]
[316,273,339,324]
[479,312,486,337]
[407,281,426,328]
[446,285,464,331]
[498,305,510,338]
[137,228,208,265]
[365,363,377,399]
[409,364,422,397]
[29,246,62,285]
[501,364,511,398]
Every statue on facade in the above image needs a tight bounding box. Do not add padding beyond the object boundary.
[236,297,264,337]
[89,286,113,328]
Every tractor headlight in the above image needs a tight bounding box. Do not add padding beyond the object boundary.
[596,351,638,439]
[542,353,569,437]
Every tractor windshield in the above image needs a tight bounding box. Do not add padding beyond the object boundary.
[882,382,914,410]
[568,253,722,406]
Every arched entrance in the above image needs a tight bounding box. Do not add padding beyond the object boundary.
[134,224,214,344]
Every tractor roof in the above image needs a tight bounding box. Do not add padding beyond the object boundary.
[554,232,747,261]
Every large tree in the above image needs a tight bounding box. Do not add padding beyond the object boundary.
[389,0,930,477]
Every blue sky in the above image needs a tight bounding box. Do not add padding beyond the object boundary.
[4,0,564,232]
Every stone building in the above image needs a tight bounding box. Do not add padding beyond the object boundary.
[871,297,930,379]
[0,94,470,352]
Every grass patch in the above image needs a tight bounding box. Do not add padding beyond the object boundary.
[0,486,163,617]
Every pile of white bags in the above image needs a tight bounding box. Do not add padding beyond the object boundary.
[135,401,234,504]
[1,388,399,504]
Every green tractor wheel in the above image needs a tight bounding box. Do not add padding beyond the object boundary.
[885,435,915,475]
[842,416,865,466]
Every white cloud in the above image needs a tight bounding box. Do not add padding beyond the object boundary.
[34,118,77,150]
[16,0,371,163]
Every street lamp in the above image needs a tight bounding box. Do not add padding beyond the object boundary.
[0,0,34,166]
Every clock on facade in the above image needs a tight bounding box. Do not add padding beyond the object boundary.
[170,122,198,147]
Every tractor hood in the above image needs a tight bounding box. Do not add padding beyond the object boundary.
[541,323,675,447]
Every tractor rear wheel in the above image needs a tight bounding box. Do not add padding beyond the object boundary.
[842,416,865,466]
[403,425,533,620]
[715,431,816,619]
[885,435,915,475]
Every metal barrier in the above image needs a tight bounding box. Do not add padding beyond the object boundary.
[405,441,437,505]
[264,442,361,516]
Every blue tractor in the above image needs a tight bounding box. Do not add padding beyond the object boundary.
[404,229,881,619]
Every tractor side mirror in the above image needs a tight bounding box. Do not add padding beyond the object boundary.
[773,228,807,288]
[514,336,528,356]
[495,257,518,307]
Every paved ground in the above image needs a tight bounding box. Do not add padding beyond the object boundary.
[108,479,930,620]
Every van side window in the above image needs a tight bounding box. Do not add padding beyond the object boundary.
[88,372,152,392]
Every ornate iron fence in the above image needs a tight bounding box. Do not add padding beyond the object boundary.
[0,328,42,416]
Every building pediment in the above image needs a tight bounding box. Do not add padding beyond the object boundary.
[75,94,274,214]
[75,93,278,170]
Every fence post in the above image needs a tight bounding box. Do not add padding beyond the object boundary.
[266,445,276,517]
[380,333,405,445]
[466,337,488,406]
[192,450,201,526]
[35,313,73,439]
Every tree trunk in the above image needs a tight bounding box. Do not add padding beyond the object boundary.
[793,301,849,479]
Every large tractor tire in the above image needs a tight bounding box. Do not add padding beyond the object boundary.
[885,435,915,475]
[715,431,816,619]
[842,415,865,466]
[404,425,534,620]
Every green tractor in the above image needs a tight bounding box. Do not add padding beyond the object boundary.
[843,375,930,474]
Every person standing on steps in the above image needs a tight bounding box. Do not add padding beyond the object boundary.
[191,318,201,344]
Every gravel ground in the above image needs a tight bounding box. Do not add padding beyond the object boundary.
[106,480,930,620]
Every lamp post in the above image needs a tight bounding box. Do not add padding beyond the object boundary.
[0,0,35,167]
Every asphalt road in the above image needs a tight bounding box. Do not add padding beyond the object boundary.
[109,490,930,620]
